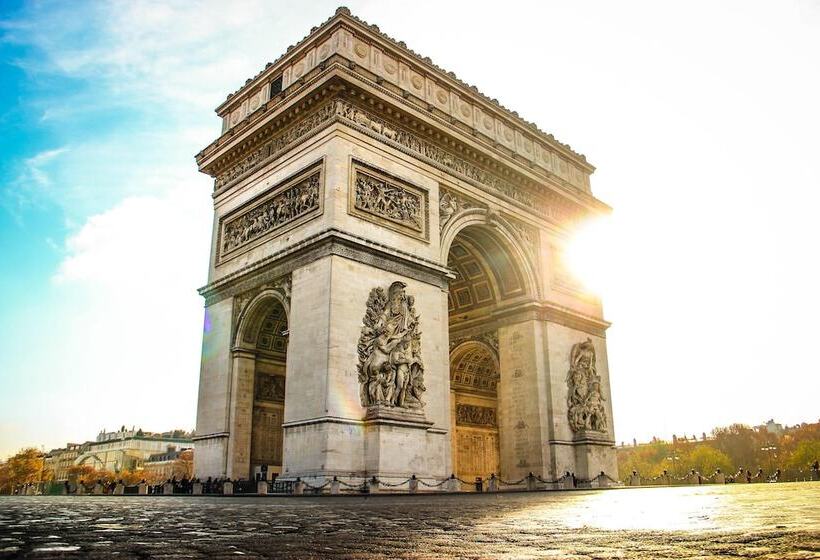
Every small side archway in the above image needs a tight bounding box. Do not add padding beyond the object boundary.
[232,289,290,480]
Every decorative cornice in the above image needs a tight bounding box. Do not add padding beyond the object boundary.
[203,85,604,228]
[212,7,590,168]
[199,228,454,306]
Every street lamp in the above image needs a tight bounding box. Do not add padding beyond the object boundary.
[761,446,777,479]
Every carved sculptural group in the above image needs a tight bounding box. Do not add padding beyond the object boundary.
[221,172,320,256]
[355,171,423,232]
[567,338,608,433]
[357,281,426,409]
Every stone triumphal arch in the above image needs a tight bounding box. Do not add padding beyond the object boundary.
[193,8,617,485]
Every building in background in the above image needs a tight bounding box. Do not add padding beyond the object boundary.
[143,447,194,481]
[44,426,194,480]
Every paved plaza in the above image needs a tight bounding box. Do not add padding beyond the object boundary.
[1,483,818,559]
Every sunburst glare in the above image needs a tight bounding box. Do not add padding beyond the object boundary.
[563,216,614,296]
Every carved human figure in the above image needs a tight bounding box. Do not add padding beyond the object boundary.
[567,338,607,433]
[357,282,425,409]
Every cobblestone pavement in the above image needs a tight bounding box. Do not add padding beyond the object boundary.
[1,482,818,559]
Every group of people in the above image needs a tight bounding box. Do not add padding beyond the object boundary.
[221,176,319,253]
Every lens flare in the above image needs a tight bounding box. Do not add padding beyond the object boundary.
[563,216,612,295]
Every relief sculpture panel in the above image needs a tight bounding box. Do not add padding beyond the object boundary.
[456,404,497,427]
[219,163,323,261]
[255,373,286,403]
[350,160,428,241]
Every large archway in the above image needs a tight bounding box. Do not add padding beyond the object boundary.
[446,222,535,483]
[234,292,290,480]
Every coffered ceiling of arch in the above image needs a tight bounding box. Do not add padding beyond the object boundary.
[450,343,499,395]
[447,228,525,316]
[256,301,289,355]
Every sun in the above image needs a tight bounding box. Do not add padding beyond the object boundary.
[562,216,613,296]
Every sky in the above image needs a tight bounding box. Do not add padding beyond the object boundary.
[0,0,818,458]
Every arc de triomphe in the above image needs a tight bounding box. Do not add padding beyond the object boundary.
[192,7,617,486]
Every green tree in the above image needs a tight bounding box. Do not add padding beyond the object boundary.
[683,445,733,475]
[786,440,820,472]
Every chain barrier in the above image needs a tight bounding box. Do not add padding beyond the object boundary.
[303,480,332,491]
[375,478,413,488]
[497,476,528,486]
[417,478,450,488]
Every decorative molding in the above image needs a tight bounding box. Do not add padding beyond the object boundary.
[357,281,426,410]
[449,330,498,356]
[214,102,335,190]
[231,275,292,346]
[334,99,580,226]
[567,338,608,433]
[456,404,497,427]
[438,187,484,232]
[505,215,539,264]
[349,159,429,241]
[218,161,324,263]
[211,8,593,177]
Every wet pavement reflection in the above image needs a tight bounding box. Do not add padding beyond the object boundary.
[0,482,818,558]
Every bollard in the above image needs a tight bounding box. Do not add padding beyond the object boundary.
[629,472,641,487]
[223,481,234,495]
[257,479,268,495]
[331,477,341,495]
[488,474,498,492]
[293,478,305,495]
[163,482,174,495]
[598,472,609,488]
[475,477,483,493]
[562,473,574,490]
[408,475,418,494]
[526,472,537,492]
[713,470,726,484]
[114,484,125,495]
[93,483,104,495]
[446,475,460,493]
[192,482,203,495]
[369,476,379,494]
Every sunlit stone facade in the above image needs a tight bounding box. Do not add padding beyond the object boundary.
[193,8,616,485]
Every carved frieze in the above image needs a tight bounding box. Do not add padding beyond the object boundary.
[211,97,584,227]
[214,102,336,190]
[334,99,580,225]
[350,161,428,241]
[255,373,286,403]
[567,338,608,433]
[219,163,323,262]
[456,404,497,427]
[357,281,425,409]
